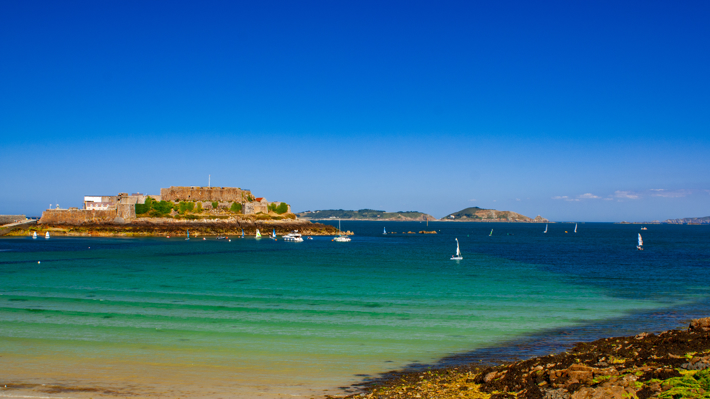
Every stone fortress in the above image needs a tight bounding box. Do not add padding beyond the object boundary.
[39,186,291,224]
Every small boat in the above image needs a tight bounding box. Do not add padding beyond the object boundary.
[283,230,303,242]
[216,236,227,240]
[383,227,387,235]
[451,238,463,260]
[637,233,644,250]
[544,224,548,233]
[32,231,37,239]
[574,223,577,233]
[241,229,244,238]
[333,219,351,242]
[641,227,647,230]
[186,230,190,240]
[489,229,493,236]
[272,229,277,240]
[45,231,50,239]
[307,236,313,240]
[255,229,262,239]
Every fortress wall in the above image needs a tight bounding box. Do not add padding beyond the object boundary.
[160,186,250,202]
[39,209,117,225]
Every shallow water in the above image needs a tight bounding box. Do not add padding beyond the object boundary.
[1,222,709,397]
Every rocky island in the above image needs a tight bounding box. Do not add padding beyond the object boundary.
[4,186,339,237]
[441,207,549,223]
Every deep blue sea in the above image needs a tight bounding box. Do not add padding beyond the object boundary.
[1,222,709,398]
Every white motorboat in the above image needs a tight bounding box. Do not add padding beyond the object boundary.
[333,219,351,242]
[283,230,303,242]
[451,238,463,260]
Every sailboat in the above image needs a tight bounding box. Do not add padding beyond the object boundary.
[637,233,643,251]
[186,230,190,240]
[383,227,387,235]
[255,229,262,239]
[451,238,463,260]
[333,219,351,242]
[272,229,277,240]
[241,229,244,238]
[45,231,50,239]
[489,229,493,236]
[544,224,548,233]
[32,231,37,239]
[574,223,577,233]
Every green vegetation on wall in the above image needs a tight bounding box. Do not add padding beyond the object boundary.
[211,201,219,210]
[178,201,195,214]
[135,197,175,217]
[230,202,242,213]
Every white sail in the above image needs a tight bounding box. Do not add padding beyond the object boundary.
[638,233,643,247]
[544,224,548,233]
[574,223,577,233]
[455,238,461,256]
[33,231,37,239]
[383,227,386,235]
[45,231,50,239]
[256,229,261,238]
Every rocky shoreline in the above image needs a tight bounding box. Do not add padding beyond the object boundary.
[8,219,340,237]
[330,318,710,399]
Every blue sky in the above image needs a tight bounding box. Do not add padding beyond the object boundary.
[1,1,708,221]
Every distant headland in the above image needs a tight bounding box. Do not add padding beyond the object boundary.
[296,209,435,221]
[297,207,549,222]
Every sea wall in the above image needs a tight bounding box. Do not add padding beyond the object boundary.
[0,215,26,225]
[39,209,117,225]
[161,186,251,202]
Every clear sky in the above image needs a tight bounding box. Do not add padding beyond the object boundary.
[1,1,708,221]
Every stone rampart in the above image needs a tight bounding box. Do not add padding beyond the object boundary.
[39,209,117,225]
[161,186,251,202]
[0,215,26,225]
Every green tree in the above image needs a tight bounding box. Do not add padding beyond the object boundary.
[275,202,289,214]
[230,202,242,213]
[179,201,189,214]
[211,201,219,210]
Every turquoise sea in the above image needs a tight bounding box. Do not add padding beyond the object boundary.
[1,222,709,398]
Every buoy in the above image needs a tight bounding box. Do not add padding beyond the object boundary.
[228,239,231,242]
[38,261,40,264]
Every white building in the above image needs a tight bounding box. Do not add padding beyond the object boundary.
[83,195,118,210]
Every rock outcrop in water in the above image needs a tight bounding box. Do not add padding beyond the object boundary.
[16,218,339,237]
[442,207,548,222]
